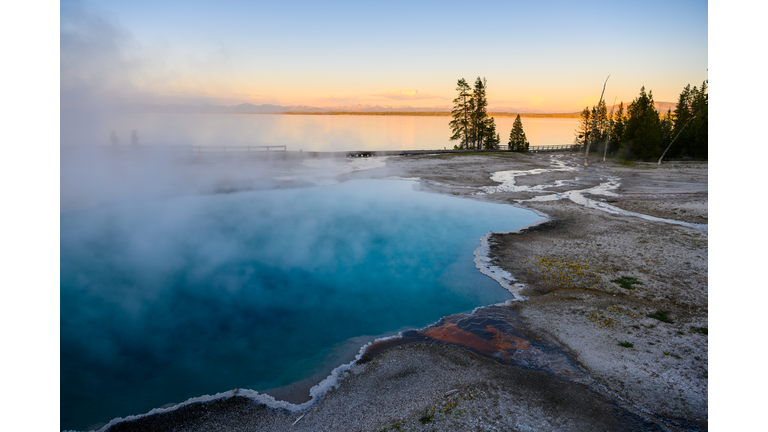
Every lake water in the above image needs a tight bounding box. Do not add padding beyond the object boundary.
[60,179,543,431]
[60,112,579,151]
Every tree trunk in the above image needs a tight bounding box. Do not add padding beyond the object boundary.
[585,75,610,167]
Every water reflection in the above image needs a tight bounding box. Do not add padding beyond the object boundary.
[61,112,579,151]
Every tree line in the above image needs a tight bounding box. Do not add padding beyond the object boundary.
[449,77,529,152]
[575,81,708,161]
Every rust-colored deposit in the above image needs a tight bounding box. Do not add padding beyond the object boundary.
[422,315,536,361]
[359,306,585,379]
[414,306,585,379]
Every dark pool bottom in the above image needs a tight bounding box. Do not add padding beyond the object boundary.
[102,306,682,432]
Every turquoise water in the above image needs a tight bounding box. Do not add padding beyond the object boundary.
[60,179,543,431]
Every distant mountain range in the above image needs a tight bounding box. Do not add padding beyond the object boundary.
[123,103,572,114]
[123,103,454,114]
[122,101,676,115]
[123,103,289,114]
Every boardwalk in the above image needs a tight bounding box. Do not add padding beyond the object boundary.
[528,144,581,153]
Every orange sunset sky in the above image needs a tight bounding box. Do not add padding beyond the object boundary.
[60,0,709,113]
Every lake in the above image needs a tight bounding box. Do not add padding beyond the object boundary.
[60,179,543,431]
[60,112,579,151]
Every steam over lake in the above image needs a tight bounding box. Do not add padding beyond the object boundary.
[61,112,579,151]
[59,111,563,430]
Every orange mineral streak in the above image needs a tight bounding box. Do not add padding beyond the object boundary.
[422,317,494,355]
[487,325,536,360]
[421,315,539,360]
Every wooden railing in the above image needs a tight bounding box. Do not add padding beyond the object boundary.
[528,144,581,152]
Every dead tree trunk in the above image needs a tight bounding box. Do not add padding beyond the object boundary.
[585,75,609,167]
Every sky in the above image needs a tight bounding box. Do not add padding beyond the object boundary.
[60,0,708,112]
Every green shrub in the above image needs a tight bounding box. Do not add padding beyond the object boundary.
[612,276,644,290]
[647,310,674,323]
[690,326,708,335]
[419,407,434,424]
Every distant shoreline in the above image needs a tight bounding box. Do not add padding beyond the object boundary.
[208,111,582,118]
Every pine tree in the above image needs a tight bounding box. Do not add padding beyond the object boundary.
[470,77,489,150]
[660,108,673,151]
[609,102,625,152]
[658,80,708,162]
[484,116,501,149]
[574,106,591,147]
[666,84,692,159]
[621,87,662,160]
[449,76,502,150]
[449,78,472,149]
[575,101,609,153]
[674,84,693,127]
[509,114,528,152]
[689,80,708,159]
[593,101,609,150]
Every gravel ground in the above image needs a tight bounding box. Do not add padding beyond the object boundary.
[98,151,707,432]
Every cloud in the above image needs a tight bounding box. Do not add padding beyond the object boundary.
[60,3,251,108]
[60,1,145,108]
[374,89,447,101]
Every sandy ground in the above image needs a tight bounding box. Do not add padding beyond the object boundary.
[98,151,707,432]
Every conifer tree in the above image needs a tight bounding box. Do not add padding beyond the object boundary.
[622,86,662,160]
[662,80,707,161]
[660,108,673,151]
[484,116,501,149]
[593,101,609,149]
[574,107,591,147]
[470,77,489,149]
[509,114,528,152]
[575,102,608,153]
[609,102,625,151]
[449,78,472,149]
[689,80,708,159]
[603,98,617,161]
[449,76,501,150]
[673,84,693,127]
